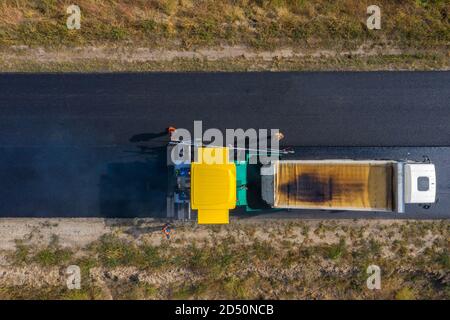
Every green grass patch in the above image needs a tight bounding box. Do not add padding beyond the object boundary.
[94,234,167,270]
[10,241,30,265]
[34,247,72,266]
[325,238,347,260]
[395,287,416,300]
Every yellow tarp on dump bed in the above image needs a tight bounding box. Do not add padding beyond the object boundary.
[274,161,394,211]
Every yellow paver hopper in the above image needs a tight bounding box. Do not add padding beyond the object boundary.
[191,147,236,224]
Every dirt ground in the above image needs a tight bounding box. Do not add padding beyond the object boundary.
[2,44,409,63]
[1,45,449,71]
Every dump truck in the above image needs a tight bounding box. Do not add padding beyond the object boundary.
[260,159,436,213]
[167,146,437,224]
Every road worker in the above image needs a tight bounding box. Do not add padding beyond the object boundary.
[167,126,177,141]
[162,223,172,239]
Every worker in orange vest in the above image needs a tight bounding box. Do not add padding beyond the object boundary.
[167,126,177,141]
[162,223,172,239]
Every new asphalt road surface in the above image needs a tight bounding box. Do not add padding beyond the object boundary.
[0,72,449,218]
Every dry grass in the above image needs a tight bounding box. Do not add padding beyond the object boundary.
[0,0,448,49]
[0,219,448,300]
[0,1,448,71]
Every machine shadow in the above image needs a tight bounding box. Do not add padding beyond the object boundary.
[99,143,168,218]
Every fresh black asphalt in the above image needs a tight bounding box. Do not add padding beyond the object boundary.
[0,72,449,218]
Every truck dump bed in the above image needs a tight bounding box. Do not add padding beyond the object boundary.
[262,160,396,211]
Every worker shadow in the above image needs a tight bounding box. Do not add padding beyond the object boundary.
[129,130,168,143]
[98,140,168,218]
[103,218,170,239]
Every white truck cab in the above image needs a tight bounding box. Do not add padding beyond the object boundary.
[404,163,436,204]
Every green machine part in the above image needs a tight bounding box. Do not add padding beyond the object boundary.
[235,153,282,212]
[235,156,266,211]
[235,160,248,207]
